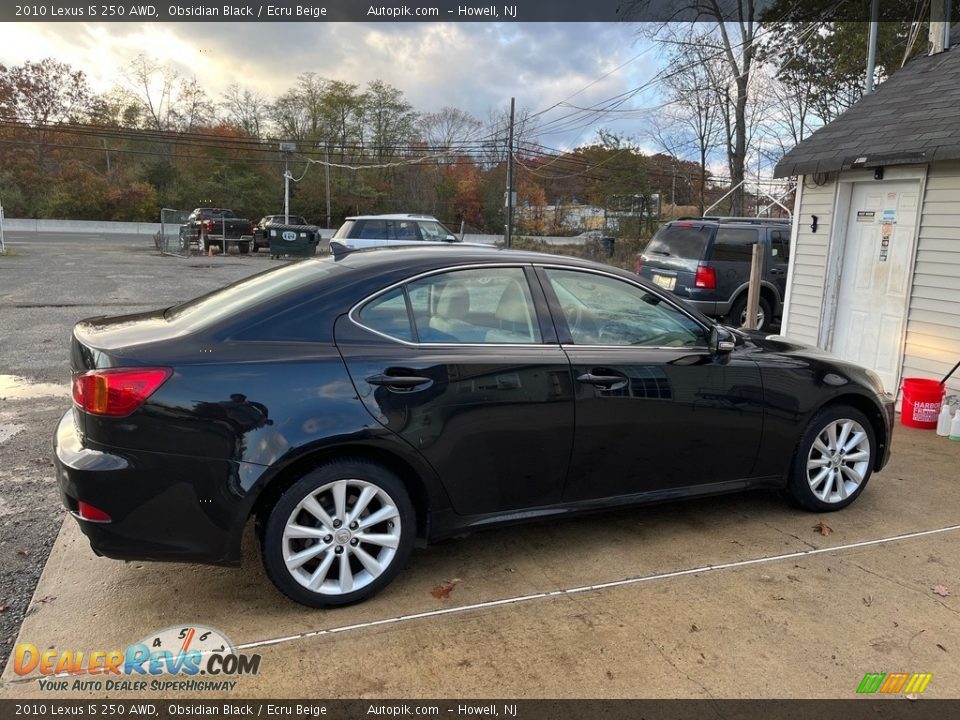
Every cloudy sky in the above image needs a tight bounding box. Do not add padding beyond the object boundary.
[0,21,661,149]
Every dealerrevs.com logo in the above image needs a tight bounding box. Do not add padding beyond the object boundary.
[14,625,261,692]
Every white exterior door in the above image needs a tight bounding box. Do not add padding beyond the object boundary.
[831,181,918,393]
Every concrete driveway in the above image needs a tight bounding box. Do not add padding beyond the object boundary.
[3,427,959,699]
[1,234,958,699]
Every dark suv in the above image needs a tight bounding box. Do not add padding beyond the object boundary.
[637,217,791,331]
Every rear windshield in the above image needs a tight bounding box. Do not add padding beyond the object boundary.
[164,257,347,330]
[333,220,356,239]
[646,225,713,260]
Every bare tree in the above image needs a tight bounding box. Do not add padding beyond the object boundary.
[222,83,268,137]
[624,1,764,214]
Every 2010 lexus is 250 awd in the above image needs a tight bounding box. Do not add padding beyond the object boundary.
[55,246,895,607]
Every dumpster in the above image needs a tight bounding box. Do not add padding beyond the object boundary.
[267,223,319,258]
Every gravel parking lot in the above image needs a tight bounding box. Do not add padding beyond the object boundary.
[1,233,958,699]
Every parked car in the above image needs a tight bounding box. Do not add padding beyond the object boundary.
[56,246,893,608]
[330,214,460,254]
[252,214,312,253]
[636,217,791,331]
[178,208,255,255]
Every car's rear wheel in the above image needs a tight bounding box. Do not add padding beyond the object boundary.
[787,405,875,512]
[729,294,772,332]
[261,459,415,607]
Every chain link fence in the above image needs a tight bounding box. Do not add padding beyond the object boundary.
[159,208,192,256]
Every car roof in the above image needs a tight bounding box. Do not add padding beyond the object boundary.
[668,216,790,226]
[343,213,440,222]
[333,243,632,275]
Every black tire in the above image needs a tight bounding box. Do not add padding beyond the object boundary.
[787,404,876,512]
[728,294,773,332]
[238,242,250,255]
[261,459,415,608]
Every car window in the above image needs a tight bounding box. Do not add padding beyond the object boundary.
[711,228,759,262]
[646,224,711,259]
[418,220,455,242]
[405,268,541,344]
[544,268,708,347]
[357,287,413,342]
[333,220,356,239]
[770,229,790,262]
[357,220,388,239]
[391,221,419,240]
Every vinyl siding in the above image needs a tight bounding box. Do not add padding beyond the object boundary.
[784,178,836,344]
[903,161,960,394]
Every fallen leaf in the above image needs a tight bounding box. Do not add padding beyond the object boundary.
[689,624,699,633]
[0,604,10,613]
[772,595,786,601]
[932,584,950,597]
[936,643,947,652]
[862,595,873,607]
[787,574,801,583]
[813,520,833,536]
[16,549,28,557]
[504,567,516,573]
[431,578,461,599]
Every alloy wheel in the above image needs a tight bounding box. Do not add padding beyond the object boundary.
[739,305,766,330]
[282,478,402,596]
[805,418,871,504]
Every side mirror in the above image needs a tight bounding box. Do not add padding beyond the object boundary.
[711,325,736,354]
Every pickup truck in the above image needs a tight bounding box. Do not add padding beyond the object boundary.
[178,208,255,254]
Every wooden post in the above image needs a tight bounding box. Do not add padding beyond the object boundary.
[744,243,763,330]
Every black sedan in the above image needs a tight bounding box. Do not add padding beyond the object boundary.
[55,246,895,607]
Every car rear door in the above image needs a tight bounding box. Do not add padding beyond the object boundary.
[536,265,765,502]
[335,265,575,515]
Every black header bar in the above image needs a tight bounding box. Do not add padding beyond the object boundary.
[0,0,946,23]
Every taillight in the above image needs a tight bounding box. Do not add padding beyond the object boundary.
[635,256,644,274]
[694,264,717,289]
[72,368,172,417]
[78,501,111,522]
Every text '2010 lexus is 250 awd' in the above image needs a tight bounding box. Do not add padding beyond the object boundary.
[55,246,895,607]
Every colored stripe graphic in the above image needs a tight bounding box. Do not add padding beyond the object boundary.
[857,672,932,694]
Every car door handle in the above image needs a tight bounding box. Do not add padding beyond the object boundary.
[576,372,628,390]
[365,373,433,391]
[769,268,786,276]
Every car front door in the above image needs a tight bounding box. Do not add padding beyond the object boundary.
[536,266,765,502]
[335,265,575,515]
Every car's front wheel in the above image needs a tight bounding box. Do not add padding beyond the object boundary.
[787,405,876,512]
[261,459,415,607]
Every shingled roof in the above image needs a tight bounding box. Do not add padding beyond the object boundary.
[774,28,960,178]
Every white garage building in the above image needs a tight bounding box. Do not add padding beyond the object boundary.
[774,31,960,398]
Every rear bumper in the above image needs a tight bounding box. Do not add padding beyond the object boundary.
[53,411,247,566]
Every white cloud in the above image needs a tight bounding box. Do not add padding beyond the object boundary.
[0,21,661,148]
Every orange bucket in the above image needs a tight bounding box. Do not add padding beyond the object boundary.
[900,378,945,429]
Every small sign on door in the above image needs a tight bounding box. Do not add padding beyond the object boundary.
[857,211,875,222]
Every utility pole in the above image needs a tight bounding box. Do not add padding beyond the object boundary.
[279,142,296,224]
[505,97,515,248]
[324,140,332,230]
[865,0,879,94]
